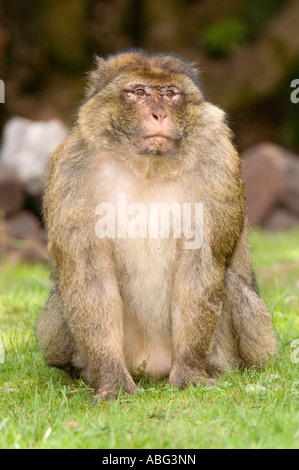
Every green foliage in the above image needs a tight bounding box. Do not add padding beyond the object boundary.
[0,229,299,449]
[244,0,283,36]
[200,1,283,59]
[200,19,249,58]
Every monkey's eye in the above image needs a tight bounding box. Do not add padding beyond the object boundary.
[135,88,146,96]
[165,89,175,97]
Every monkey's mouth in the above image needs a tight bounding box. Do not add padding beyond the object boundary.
[145,134,172,142]
[140,135,177,153]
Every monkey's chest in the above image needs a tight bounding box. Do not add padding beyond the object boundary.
[113,237,176,318]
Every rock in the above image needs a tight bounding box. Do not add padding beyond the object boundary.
[1,116,68,196]
[0,161,25,216]
[0,210,48,262]
[279,148,299,217]
[263,206,299,231]
[241,143,287,226]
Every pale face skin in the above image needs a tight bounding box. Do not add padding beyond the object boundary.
[122,81,184,154]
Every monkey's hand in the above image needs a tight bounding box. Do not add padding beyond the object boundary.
[169,365,217,390]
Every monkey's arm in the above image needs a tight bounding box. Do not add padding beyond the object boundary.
[54,243,136,398]
[169,242,225,388]
[43,134,136,398]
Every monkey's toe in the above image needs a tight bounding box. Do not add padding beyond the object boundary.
[200,377,218,388]
[169,365,218,390]
[93,379,137,402]
[92,391,117,403]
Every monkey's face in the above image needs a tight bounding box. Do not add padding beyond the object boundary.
[120,81,184,154]
[78,53,205,158]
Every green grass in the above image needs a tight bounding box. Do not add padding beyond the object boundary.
[0,229,299,449]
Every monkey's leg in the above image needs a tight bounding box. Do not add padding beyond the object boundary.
[37,288,108,385]
[36,288,75,368]
[169,248,224,389]
[223,268,276,367]
[208,224,276,372]
[57,250,137,400]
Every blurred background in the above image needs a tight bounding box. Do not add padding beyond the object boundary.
[0,0,299,262]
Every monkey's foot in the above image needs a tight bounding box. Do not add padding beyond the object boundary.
[93,378,137,402]
[93,391,116,403]
[169,366,218,390]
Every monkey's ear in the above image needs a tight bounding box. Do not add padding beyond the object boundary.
[185,61,202,89]
[84,55,106,97]
[189,62,201,79]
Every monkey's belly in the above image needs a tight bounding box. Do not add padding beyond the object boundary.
[123,314,172,379]
[114,238,176,379]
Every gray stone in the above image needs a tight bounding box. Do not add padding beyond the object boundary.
[241,143,287,225]
[241,142,299,229]
[279,148,299,216]
[0,210,48,262]
[1,116,68,196]
[264,207,299,231]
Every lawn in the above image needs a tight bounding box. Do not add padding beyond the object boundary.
[0,228,298,449]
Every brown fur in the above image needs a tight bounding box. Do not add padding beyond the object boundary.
[36,51,276,399]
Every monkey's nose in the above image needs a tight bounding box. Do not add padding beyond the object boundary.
[151,112,168,123]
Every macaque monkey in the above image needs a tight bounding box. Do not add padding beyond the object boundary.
[36,51,276,400]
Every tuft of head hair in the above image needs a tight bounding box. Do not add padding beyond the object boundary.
[85,49,201,97]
